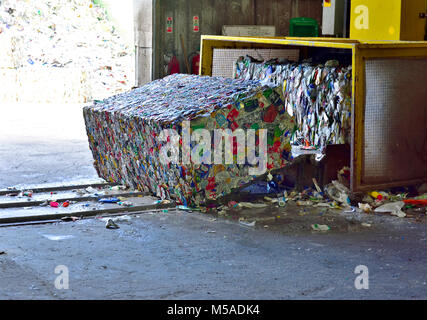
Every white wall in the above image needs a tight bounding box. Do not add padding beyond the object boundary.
[133,0,153,86]
[101,0,135,46]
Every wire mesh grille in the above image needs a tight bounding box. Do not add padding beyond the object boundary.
[363,58,427,185]
[212,48,300,78]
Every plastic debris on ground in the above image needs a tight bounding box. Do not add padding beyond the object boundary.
[85,187,99,194]
[324,180,351,208]
[311,224,330,231]
[42,234,75,241]
[98,198,119,204]
[350,185,426,219]
[49,201,59,208]
[118,201,133,207]
[375,201,406,218]
[237,202,268,209]
[177,205,193,212]
[358,203,372,213]
[239,219,256,227]
[0,0,133,103]
[154,199,172,205]
[61,216,80,222]
[240,181,288,195]
[105,218,120,229]
[403,199,427,206]
[101,215,131,223]
[202,177,426,224]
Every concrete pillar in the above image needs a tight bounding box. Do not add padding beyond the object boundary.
[134,0,153,86]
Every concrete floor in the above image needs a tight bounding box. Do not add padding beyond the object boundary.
[0,103,99,189]
[1,209,427,300]
[0,104,427,300]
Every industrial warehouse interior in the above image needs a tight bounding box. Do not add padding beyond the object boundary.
[0,0,427,308]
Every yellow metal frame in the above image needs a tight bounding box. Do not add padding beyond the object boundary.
[199,35,427,192]
[352,42,427,191]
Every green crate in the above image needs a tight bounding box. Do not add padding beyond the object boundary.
[289,17,319,37]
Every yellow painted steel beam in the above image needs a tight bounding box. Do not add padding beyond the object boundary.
[201,35,357,49]
[285,37,360,43]
[200,35,356,77]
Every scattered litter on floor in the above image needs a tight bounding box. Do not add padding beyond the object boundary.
[312,181,322,196]
[375,201,406,218]
[404,199,427,206]
[177,205,192,212]
[370,191,384,201]
[118,201,133,207]
[358,203,372,213]
[311,224,330,232]
[105,219,120,229]
[296,200,314,206]
[84,186,106,196]
[228,201,240,208]
[100,215,132,223]
[49,201,59,208]
[314,203,333,208]
[344,207,356,213]
[238,202,268,209]
[324,181,351,207]
[18,191,33,198]
[42,234,75,241]
[110,185,128,191]
[298,210,308,216]
[253,216,276,223]
[239,219,256,227]
[98,198,119,204]
[61,216,80,222]
[154,199,172,205]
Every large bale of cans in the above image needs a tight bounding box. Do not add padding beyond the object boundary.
[84,74,295,206]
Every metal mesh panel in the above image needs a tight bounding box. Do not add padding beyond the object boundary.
[212,48,300,78]
[363,58,427,185]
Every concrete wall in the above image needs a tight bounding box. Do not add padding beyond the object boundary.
[133,0,323,84]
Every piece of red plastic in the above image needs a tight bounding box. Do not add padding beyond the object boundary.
[403,199,427,206]
[50,202,59,208]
